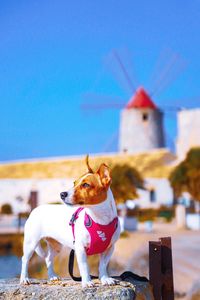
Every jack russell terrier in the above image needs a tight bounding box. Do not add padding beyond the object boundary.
[20,156,120,288]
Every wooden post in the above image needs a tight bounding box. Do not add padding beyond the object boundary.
[149,237,174,300]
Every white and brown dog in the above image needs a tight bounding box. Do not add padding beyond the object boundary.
[20,156,120,287]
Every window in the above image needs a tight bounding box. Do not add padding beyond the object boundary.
[150,189,156,203]
[142,113,148,121]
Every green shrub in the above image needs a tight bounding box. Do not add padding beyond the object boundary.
[157,205,174,222]
[138,208,157,222]
[137,206,175,223]
[126,208,139,217]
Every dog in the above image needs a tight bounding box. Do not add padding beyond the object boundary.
[20,156,120,287]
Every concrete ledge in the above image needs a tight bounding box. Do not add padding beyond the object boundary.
[0,278,154,300]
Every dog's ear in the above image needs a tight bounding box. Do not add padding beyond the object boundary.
[86,154,94,173]
[97,164,111,187]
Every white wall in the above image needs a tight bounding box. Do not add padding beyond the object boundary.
[0,176,174,214]
[134,178,173,208]
[176,109,200,160]
[0,178,73,214]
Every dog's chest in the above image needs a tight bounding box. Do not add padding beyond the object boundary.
[72,209,118,256]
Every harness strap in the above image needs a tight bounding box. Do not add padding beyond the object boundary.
[69,207,84,243]
[68,249,149,283]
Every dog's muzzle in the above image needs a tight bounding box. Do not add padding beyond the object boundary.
[60,191,68,201]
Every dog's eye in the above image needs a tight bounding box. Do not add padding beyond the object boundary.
[82,183,90,188]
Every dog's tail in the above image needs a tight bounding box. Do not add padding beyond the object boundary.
[35,242,47,258]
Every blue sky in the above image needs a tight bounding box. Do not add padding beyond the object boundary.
[0,0,200,161]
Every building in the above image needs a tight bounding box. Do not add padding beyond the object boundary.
[135,177,174,208]
[0,150,176,213]
[119,87,165,153]
[176,108,200,160]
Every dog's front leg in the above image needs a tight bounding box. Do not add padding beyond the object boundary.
[99,245,116,285]
[75,245,94,288]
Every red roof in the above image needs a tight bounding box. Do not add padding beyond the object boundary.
[126,87,156,109]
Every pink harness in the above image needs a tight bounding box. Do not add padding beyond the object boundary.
[69,207,118,256]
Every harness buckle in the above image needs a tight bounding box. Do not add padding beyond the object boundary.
[85,215,92,228]
[69,213,76,226]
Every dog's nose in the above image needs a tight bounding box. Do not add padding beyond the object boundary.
[60,191,68,200]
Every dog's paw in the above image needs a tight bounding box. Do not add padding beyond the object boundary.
[48,272,60,281]
[101,276,116,286]
[49,275,60,281]
[82,280,95,288]
[20,277,30,285]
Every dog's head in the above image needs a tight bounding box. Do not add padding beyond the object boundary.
[60,155,111,206]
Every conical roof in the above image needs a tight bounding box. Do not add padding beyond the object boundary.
[126,87,156,109]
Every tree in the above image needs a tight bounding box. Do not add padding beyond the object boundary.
[169,147,200,203]
[111,164,144,203]
[169,161,188,198]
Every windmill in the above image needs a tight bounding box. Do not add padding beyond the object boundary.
[81,48,187,154]
[119,86,165,153]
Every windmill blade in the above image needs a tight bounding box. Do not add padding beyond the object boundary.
[151,52,180,96]
[153,58,186,97]
[120,47,140,89]
[81,93,126,110]
[159,95,200,111]
[112,49,136,93]
[102,131,119,152]
[150,49,187,97]
[159,105,182,112]
[104,48,139,95]
[81,102,125,110]
[148,48,174,90]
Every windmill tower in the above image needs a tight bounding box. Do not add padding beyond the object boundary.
[119,87,165,153]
